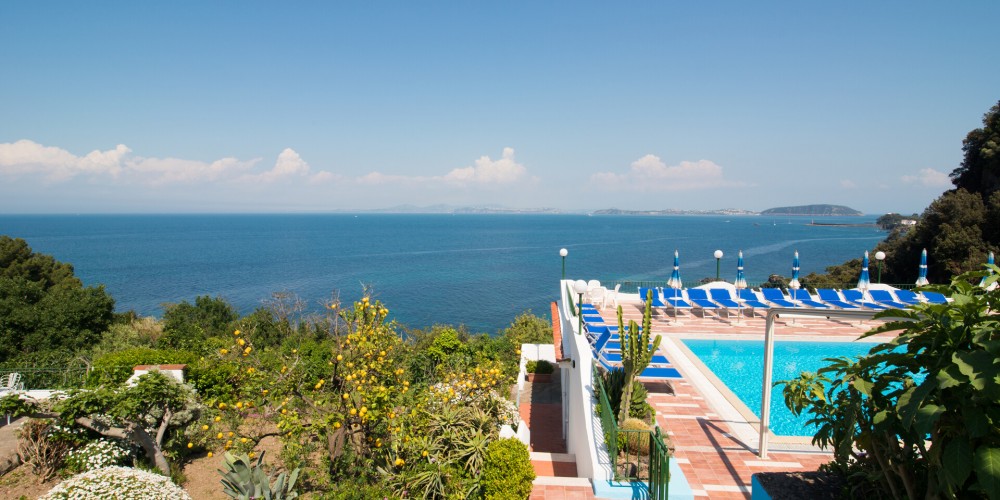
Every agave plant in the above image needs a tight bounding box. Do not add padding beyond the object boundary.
[218,450,300,500]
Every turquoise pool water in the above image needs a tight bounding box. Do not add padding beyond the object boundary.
[682,339,877,436]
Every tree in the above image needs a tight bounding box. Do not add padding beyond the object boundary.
[779,270,1000,499]
[158,295,239,350]
[3,371,201,476]
[616,290,661,425]
[810,101,1000,286]
[0,236,115,361]
[951,100,1000,197]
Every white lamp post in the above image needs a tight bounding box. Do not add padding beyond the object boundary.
[560,248,568,280]
[714,249,724,281]
[573,279,589,335]
[875,251,886,283]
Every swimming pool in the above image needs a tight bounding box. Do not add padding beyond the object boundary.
[682,339,877,436]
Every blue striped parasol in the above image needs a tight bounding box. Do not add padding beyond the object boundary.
[916,248,929,286]
[788,251,801,289]
[858,250,871,291]
[981,251,995,288]
[667,250,682,290]
[735,250,747,289]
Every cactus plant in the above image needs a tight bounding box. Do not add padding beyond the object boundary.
[218,450,300,500]
[616,289,661,425]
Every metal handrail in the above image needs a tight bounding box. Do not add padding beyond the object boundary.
[594,367,671,498]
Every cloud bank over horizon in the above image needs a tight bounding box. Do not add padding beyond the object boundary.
[0,139,951,214]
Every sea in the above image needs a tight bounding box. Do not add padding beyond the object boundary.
[0,214,886,333]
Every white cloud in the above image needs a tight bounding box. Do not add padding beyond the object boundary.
[0,140,338,186]
[591,154,742,191]
[0,140,131,181]
[442,147,526,185]
[840,180,857,189]
[902,168,951,188]
[353,147,529,187]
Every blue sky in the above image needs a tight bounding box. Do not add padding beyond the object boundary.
[1,1,998,214]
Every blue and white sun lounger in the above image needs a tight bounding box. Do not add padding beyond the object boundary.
[708,288,743,310]
[788,289,831,309]
[921,291,949,304]
[686,288,725,317]
[841,289,887,309]
[638,287,666,308]
[594,355,682,379]
[816,288,860,309]
[868,290,911,309]
[760,288,798,308]
[661,287,694,314]
[737,289,770,312]
[893,289,923,305]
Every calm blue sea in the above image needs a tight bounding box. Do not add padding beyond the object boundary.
[0,214,885,333]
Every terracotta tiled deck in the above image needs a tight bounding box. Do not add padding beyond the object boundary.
[528,294,898,499]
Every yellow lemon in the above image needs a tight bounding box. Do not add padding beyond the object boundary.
[207,452,213,458]
[201,425,209,431]
[187,442,193,448]
[217,433,224,439]
[214,416,221,422]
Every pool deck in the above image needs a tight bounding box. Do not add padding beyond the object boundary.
[589,295,896,499]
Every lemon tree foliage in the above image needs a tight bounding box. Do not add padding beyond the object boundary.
[780,269,1000,500]
[197,296,522,497]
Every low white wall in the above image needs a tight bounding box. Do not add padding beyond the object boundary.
[558,280,604,481]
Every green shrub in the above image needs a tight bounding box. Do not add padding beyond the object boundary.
[480,438,535,500]
[618,418,652,455]
[87,348,198,386]
[525,360,553,374]
[40,466,191,499]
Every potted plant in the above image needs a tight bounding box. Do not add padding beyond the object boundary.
[525,360,554,383]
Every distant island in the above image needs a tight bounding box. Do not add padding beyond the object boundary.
[591,208,757,216]
[759,204,863,216]
[334,203,864,216]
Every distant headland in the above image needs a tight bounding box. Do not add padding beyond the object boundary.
[759,204,863,216]
[342,203,864,216]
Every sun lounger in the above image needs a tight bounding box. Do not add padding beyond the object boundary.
[661,287,694,314]
[594,355,682,379]
[816,288,860,309]
[921,291,949,304]
[0,372,23,394]
[868,290,911,309]
[737,289,770,312]
[788,289,830,309]
[893,289,923,305]
[638,287,666,308]
[841,289,887,309]
[708,288,743,310]
[760,288,799,308]
[686,288,726,317]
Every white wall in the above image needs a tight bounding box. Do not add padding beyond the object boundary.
[557,280,605,481]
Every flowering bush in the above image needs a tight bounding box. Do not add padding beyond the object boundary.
[64,438,134,472]
[41,466,192,499]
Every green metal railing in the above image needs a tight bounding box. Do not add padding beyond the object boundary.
[595,368,670,499]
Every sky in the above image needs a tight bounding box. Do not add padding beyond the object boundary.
[1,1,998,215]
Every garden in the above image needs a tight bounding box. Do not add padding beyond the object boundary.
[0,236,549,499]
